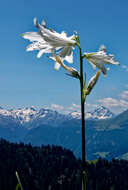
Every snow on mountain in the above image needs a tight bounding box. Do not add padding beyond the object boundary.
[0,107,37,124]
[11,107,37,123]
[0,107,68,127]
[0,107,12,116]
[0,106,114,128]
[69,106,114,120]
[69,111,81,119]
[86,106,114,120]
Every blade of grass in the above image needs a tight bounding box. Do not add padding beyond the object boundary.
[15,171,24,190]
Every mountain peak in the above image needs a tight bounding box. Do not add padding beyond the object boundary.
[0,106,114,129]
[70,106,114,120]
[87,106,114,120]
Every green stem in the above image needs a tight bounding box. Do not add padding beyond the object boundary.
[15,171,24,190]
[78,41,87,190]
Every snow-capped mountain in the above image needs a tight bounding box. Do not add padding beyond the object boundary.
[69,111,81,119]
[0,105,128,160]
[69,106,114,120]
[0,106,114,129]
[0,107,68,128]
[0,107,37,124]
[86,106,114,120]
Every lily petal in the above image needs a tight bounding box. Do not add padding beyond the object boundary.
[22,32,43,42]
[26,42,50,51]
[22,18,76,66]
[61,31,67,37]
[41,19,46,27]
[88,61,96,70]
[26,42,40,51]
[59,46,73,63]
[37,48,51,58]
[64,52,73,63]
[99,45,106,53]
[33,18,76,46]
[83,46,119,75]
[88,59,107,75]
[50,53,80,79]
[54,62,61,70]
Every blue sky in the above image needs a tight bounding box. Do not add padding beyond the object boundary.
[0,0,128,114]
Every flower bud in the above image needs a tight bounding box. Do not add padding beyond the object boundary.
[85,70,101,95]
[51,53,80,79]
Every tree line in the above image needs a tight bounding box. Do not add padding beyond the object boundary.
[0,139,128,190]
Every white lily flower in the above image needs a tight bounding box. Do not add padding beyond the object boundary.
[85,70,101,95]
[22,18,76,62]
[50,53,80,79]
[83,45,119,75]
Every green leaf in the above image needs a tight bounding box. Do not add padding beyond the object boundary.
[15,183,21,190]
[82,73,86,103]
[83,72,86,90]
[15,171,24,190]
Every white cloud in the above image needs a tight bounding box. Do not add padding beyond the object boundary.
[50,103,81,114]
[121,64,128,72]
[85,103,98,110]
[47,88,128,115]
[50,104,64,111]
[68,104,80,111]
[66,104,81,114]
[49,103,99,114]
[119,90,128,100]
[67,103,98,113]
[97,97,128,110]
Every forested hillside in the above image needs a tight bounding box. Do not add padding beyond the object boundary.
[0,109,128,160]
[0,139,128,190]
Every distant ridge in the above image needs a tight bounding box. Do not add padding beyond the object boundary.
[0,106,128,160]
[69,106,114,120]
[0,106,114,128]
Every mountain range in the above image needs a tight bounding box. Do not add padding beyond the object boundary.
[0,105,114,127]
[0,106,128,160]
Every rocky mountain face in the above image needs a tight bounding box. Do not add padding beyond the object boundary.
[0,106,114,128]
[0,106,128,160]
[0,107,69,128]
[69,106,114,120]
